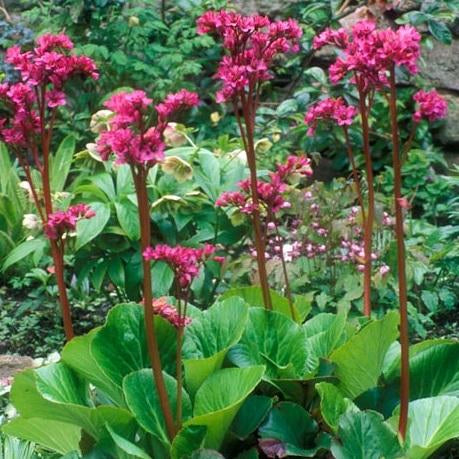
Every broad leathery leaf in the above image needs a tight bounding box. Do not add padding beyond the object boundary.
[330,311,399,399]
[115,199,140,240]
[2,417,81,455]
[231,395,273,440]
[9,365,134,440]
[106,424,152,459]
[331,411,403,459]
[185,366,265,449]
[2,238,46,272]
[229,309,307,381]
[183,297,249,395]
[51,135,75,191]
[123,370,191,447]
[389,396,459,459]
[171,425,207,459]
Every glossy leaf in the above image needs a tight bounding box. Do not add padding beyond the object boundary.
[51,135,75,191]
[75,202,110,250]
[2,238,46,272]
[185,366,265,449]
[183,297,249,395]
[231,395,273,440]
[123,369,192,446]
[330,311,399,398]
[229,309,306,380]
[171,425,207,459]
[106,424,152,459]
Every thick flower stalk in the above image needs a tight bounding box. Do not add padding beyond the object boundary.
[197,10,302,310]
[143,243,220,429]
[312,20,421,318]
[0,33,98,340]
[96,88,199,440]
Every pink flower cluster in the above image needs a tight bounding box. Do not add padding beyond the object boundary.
[152,297,191,328]
[0,34,98,147]
[143,243,219,288]
[96,89,199,166]
[44,204,95,240]
[304,97,357,136]
[216,155,312,215]
[313,21,421,88]
[412,90,448,123]
[197,11,302,102]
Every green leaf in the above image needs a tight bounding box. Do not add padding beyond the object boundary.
[105,424,152,459]
[428,20,452,44]
[9,365,133,440]
[61,329,123,405]
[185,366,265,449]
[229,309,307,380]
[91,304,177,389]
[124,370,192,446]
[221,287,302,323]
[51,135,75,191]
[303,313,347,375]
[2,417,81,455]
[171,425,207,459]
[390,396,459,458]
[385,339,459,400]
[259,402,319,455]
[421,290,438,312]
[231,395,273,440]
[75,202,110,250]
[331,411,402,459]
[315,382,358,433]
[183,297,249,395]
[152,260,175,297]
[330,311,399,398]
[115,200,140,240]
[276,99,298,116]
[194,150,221,200]
[2,238,46,272]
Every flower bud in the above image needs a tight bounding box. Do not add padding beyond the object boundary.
[163,123,187,147]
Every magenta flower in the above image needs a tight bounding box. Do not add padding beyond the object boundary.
[304,97,357,136]
[44,204,95,240]
[197,10,302,102]
[96,89,199,167]
[412,90,448,122]
[314,21,421,89]
[152,297,192,328]
[143,243,216,289]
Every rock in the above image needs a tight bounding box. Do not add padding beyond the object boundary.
[232,0,300,15]
[0,354,34,379]
[421,40,459,92]
[439,92,459,146]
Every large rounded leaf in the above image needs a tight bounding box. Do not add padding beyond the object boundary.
[123,369,191,447]
[183,297,248,395]
[91,303,177,389]
[315,382,358,433]
[9,364,134,441]
[229,309,307,380]
[61,329,123,405]
[385,339,459,399]
[2,417,81,455]
[389,396,459,459]
[185,366,265,449]
[331,411,402,459]
[330,311,399,399]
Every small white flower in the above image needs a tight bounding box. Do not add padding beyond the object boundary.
[22,213,39,230]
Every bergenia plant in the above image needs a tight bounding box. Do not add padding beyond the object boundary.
[308,20,448,440]
[197,10,302,310]
[0,33,98,340]
[95,88,199,440]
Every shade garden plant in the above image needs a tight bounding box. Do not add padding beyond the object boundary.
[0,5,458,459]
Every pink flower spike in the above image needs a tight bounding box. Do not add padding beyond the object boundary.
[412,90,448,122]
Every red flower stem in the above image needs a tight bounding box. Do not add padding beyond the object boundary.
[175,324,184,430]
[400,123,417,165]
[132,167,176,441]
[239,93,272,310]
[388,67,409,441]
[343,127,366,222]
[357,83,375,317]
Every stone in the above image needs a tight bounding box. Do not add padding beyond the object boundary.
[438,92,459,146]
[0,354,34,379]
[232,0,300,15]
[421,39,459,92]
